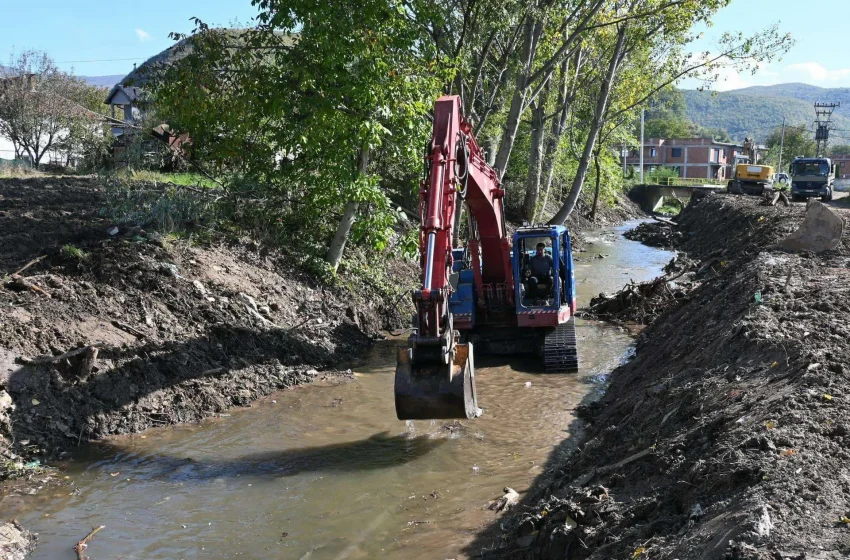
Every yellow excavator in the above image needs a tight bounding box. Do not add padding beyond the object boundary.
[727,137,774,196]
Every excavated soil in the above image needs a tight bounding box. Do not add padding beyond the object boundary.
[472,194,850,559]
[0,177,414,486]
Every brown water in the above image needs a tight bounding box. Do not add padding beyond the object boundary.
[6,222,674,559]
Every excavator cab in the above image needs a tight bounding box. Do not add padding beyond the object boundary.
[512,226,575,316]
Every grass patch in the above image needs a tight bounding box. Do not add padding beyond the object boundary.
[656,201,683,215]
[120,169,219,189]
[60,244,89,261]
[0,163,44,179]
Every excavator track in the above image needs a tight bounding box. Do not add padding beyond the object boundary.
[543,317,578,373]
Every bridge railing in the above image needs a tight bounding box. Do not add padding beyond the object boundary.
[656,177,726,187]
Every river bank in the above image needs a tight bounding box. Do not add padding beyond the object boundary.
[474,194,850,559]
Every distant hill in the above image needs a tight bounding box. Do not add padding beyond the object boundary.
[80,74,124,88]
[682,84,850,142]
[0,65,120,89]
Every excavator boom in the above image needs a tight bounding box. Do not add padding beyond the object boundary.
[395,95,509,420]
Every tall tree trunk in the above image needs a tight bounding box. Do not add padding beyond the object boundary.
[590,144,602,222]
[535,51,580,223]
[521,76,553,222]
[549,25,627,226]
[493,17,541,179]
[327,145,370,271]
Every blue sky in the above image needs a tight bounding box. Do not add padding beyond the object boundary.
[0,0,261,77]
[0,0,846,90]
[680,0,850,90]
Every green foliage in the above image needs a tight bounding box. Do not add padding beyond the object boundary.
[108,0,794,273]
[829,144,850,156]
[646,166,681,183]
[764,124,816,168]
[119,170,218,188]
[101,178,219,233]
[656,201,683,215]
[644,88,732,141]
[144,1,448,266]
[60,244,88,261]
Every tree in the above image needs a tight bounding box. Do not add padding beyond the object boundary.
[0,50,102,166]
[150,3,447,271]
[829,144,850,156]
[764,124,815,169]
[548,20,793,225]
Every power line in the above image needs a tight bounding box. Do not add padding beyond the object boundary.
[55,57,146,64]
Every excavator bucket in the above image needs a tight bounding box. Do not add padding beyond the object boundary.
[395,342,478,420]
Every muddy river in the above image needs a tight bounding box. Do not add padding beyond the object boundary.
[6,222,674,559]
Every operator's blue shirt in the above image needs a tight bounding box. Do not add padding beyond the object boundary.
[529,254,553,277]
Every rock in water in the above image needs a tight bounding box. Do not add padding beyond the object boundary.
[779,201,844,253]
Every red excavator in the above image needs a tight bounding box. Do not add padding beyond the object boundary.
[395,95,579,421]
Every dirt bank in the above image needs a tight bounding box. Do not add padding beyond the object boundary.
[0,177,416,487]
[473,194,850,559]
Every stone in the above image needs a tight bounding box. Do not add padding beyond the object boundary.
[779,201,844,253]
[192,280,206,296]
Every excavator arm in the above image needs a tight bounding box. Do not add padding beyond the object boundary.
[395,95,509,420]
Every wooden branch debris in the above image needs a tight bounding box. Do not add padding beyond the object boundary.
[569,448,653,488]
[4,274,51,298]
[18,344,106,365]
[762,192,790,207]
[17,344,109,380]
[73,525,105,560]
[12,255,46,276]
[651,215,677,226]
[111,320,146,339]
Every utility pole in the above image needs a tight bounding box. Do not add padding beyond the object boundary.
[814,102,840,156]
[639,108,645,183]
[621,144,627,177]
[778,116,786,172]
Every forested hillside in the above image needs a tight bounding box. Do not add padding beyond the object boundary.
[682,84,850,141]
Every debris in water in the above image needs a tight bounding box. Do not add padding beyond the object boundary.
[525,381,532,388]
[73,524,105,560]
[488,487,520,512]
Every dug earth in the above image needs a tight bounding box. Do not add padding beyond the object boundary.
[475,194,850,559]
[0,177,413,504]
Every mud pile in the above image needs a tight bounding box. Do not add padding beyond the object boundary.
[623,220,682,248]
[476,194,850,559]
[0,177,414,482]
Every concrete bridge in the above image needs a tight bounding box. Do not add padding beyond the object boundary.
[628,182,726,212]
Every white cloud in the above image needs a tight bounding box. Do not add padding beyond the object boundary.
[135,28,151,42]
[713,67,752,92]
[783,62,850,84]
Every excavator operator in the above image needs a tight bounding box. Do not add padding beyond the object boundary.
[526,242,553,300]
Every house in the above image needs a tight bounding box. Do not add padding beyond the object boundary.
[623,138,745,181]
[831,154,850,179]
[104,84,143,138]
